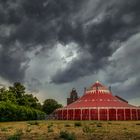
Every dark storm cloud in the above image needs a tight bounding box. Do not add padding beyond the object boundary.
[0,0,140,84]
[104,33,140,99]
[0,45,29,82]
[52,0,140,83]
[0,0,84,82]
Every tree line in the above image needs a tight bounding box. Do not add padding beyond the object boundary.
[0,82,62,121]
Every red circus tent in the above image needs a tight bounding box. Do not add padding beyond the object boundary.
[55,81,140,120]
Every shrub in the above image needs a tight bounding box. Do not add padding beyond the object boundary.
[96,123,102,127]
[48,128,54,133]
[108,122,112,125]
[90,122,95,125]
[0,101,46,121]
[48,124,53,130]
[47,123,54,133]
[82,126,93,133]
[136,123,140,125]
[74,122,82,127]
[59,131,76,140]
[26,127,31,133]
[8,129,23,140]
[65,124,71,127]
[48,123,53,128]
[8,135,20,140]
[27,121,39,125]
[1,127,8,131]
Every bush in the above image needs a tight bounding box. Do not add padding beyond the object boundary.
[59,131,76,140]
[74,122,82,127]
[7,129,23,140]
[108,122,112,125]
[1,127,8,131]
[82,126,93,133]
[48,128,54,133]
[0,101,46,121]
[90,122,95,125]
[48,123,53,128]
[47,123,54,133]
[136,123,140,125]
[8,135,21,140]
[65,124,71,127]
[26,127,31,133]
[96,123,102,127]
[27,121,39,125]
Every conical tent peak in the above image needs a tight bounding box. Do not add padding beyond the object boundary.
[96,80,99,83]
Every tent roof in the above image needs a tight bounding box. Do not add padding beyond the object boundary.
[63,81,138,109]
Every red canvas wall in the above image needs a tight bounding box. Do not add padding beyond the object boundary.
[109,109,116,120]
[68,109,73,120]
[63,110,67,120]
[138,109,140,120]
[117,109,124,120]
[90,109,98,120]
[75,109,81,120]
[125,109,131,120]
[82,109,89,120]
[100,109,107,120]
[57,110,62,120]
[132,109,137,120]
[57,108,140,120]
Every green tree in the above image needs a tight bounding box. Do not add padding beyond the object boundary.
[0,82,41,109]
[42,99,62,115]
[0,88,17,104]
[9,82,25,99]
[0,82,46,121]
[19,94,42,109]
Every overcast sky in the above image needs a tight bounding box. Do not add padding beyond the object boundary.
[0,0,140,106]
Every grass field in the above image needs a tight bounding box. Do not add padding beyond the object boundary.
[0,120,140,140]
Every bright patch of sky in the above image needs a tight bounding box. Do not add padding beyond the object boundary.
[25,42,80,84]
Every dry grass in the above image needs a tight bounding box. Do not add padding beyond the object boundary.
[0,120,140,140]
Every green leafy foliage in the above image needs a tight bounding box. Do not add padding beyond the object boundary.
[82,126,93,133]
[65,124,71,127]
[0,88,17,104]
[59,131,76,140]
[1,127,8,131]
[47,123,54,132]
[0,101,46,121]
[27,121,40,125]
[96,123,102,127]
[9,82,25,99]
[0,82,62,121]
[0,82,45,121]
[74,122,82,127]
[7,129,23,140]
[0,82,41,110]
[42,99,62,115]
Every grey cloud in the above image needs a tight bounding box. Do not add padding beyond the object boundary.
[0,44,28,82]
[52,0,140,83]
[107,33,140,83]
[26,78,42,93]
[105,33,140,99]
[0,0,140,86]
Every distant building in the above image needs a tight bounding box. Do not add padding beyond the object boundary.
[67,88,79,105]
